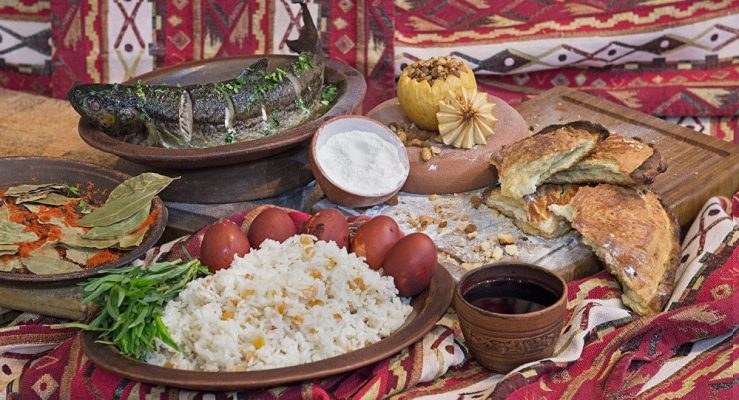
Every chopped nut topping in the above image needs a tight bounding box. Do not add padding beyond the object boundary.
[421,147,432,162]
[438,220,448,228]
[434,204,443,214]
[404,56,466,82]
[470,195,482,209]
[464,223,477,234]
[504,244,519,256]
[492,246,504,260]
[497,233,515,245]
[466,231,477,240]
[428,194,440,201]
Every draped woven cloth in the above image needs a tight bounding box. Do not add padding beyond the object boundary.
[0,1,736,139]
[0,195,736,399]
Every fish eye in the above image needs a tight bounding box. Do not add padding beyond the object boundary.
[87,98,101,112]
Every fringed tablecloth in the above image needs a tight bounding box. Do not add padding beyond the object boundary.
[0,194,736,399]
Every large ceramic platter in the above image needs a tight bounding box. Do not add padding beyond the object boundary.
[78,56,366,170]
[82,266,454,391]
[0,157,167,286]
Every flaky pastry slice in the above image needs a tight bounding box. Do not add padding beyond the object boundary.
[547,135,666,186]
[549,184,679,315]
[490,121,609,198]
[483,184,578,238]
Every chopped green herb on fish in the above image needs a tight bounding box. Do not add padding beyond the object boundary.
[67,1,326,149]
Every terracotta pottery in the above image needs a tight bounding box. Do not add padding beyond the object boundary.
[0,156,167,287]
[82,266,455,391]
[453,263,567,373]
[366,96,530,194]
[78,56,366,170]
[310,116,409,208]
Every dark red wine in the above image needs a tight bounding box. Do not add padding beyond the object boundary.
[463,280,558,314]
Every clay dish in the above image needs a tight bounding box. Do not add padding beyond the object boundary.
[82,266,455,391]
[310,116,409,208]
[367,96,530,194]
[0,156,167,287]
[453,263,567,373]
[78,56,366,170]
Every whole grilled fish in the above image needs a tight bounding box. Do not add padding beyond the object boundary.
[68,2,324,148]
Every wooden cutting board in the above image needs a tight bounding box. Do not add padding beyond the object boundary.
[516,87,739,227]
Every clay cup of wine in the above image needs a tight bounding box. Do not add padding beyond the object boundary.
[453,263,568,373]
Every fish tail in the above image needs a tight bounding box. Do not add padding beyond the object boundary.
[286,1,321,55]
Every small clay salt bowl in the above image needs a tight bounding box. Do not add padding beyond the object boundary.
[454,263,567,373]
[310,116,409,208]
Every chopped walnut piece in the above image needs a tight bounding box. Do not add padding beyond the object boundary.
[497,233,515,245]
[428,194,440,201]
[464,224,477,234]
[504,244,519,256]
[421,147,432,161]
[470,194,482,209]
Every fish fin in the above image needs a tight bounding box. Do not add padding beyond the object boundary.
[286,2,320,55]
[178,91,193,145]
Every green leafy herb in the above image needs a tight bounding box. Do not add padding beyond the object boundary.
[295,97,309,113]
[77,198,92,214]
[292,52,313,75]
[265,67,287,83]
[68,259,209,359]
[321,84,338,106]
[225,127,235,144]
[65,185,79,195]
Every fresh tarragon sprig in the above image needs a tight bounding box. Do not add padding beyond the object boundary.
[67,259,209,360]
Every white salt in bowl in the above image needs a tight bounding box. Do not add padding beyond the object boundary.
[310,116,410,208]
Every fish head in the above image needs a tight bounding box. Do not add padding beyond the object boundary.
[67,83,144,134]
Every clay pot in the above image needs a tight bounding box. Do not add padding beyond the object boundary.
[310,115,409,208]
[453,263,567,373]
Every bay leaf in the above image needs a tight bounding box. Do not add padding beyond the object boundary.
[118,227,148,249]
[108,173,176,202]
[0,257,22,272]
[82,203,151,240]
[15,192,50,204]
[4,183,64,197]
[21,246,83,275]
[22,204,44,214]
[64,246,100,266]
[0,244,18,256]
[0,220,39,244]
[28,193,74,206]
[78,190,157,228]
[60,233,118,249]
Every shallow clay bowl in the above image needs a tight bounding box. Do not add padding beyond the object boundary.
[0,157,167,287]
[78,56,366,170]
[310,116,410,208]
[367,96,530,194]
[82,265,454,390]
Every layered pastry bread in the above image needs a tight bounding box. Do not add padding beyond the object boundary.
[549,184,679,315]
[490,121,609,198]
[547,135,666,186]
[483,184,578,239]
